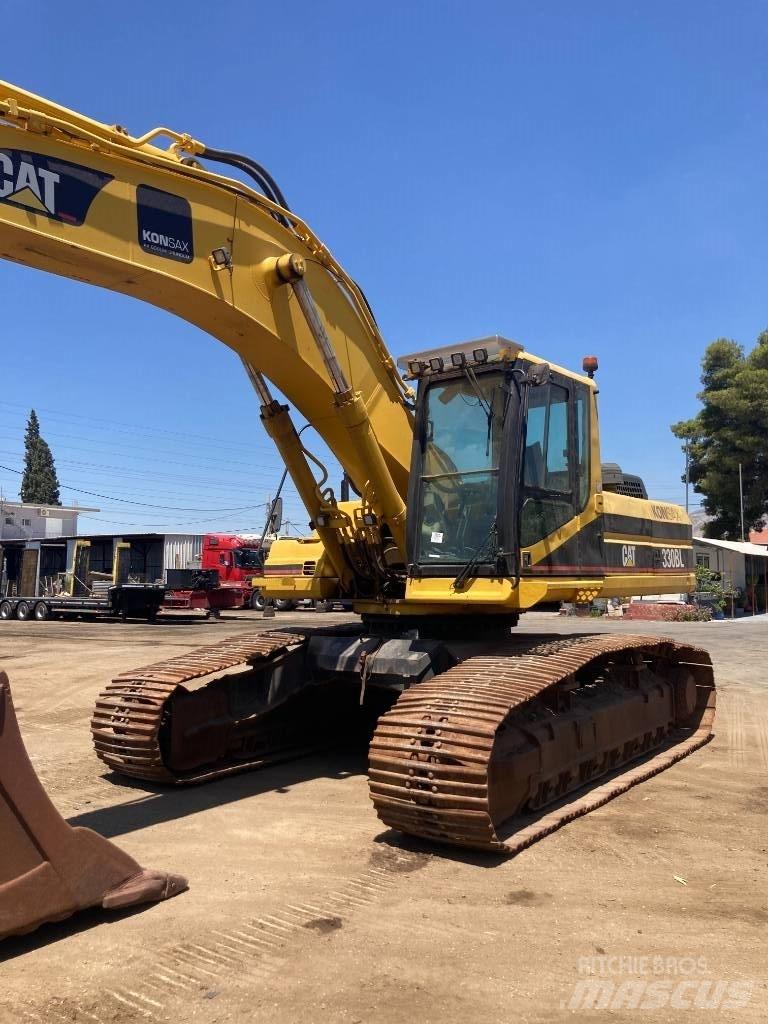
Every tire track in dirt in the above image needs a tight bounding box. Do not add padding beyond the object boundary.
[19,849,423,1024]
[714,688,768,773]
[748,694,768,772]
[726,692,747,770]
[710,689,730,759]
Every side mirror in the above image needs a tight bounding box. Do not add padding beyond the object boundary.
[269,496,283,534]
[528,362,550,386]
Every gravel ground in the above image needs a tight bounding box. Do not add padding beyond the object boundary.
[1,608,766,1023]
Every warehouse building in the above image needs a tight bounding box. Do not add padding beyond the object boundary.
[1,522,203,596]
[1,501,97,595]
[80,532,203,582]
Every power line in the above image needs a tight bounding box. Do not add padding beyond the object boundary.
[0,428,342,480]
[0,460,290,501]
[0,431,276,470]
[0,399,274,452]
[0,406,342,475]
[0,463,266,513]
[0,403,339,457]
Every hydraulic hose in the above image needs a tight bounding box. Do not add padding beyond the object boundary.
[198,147,379,325]
[199,146,291,226]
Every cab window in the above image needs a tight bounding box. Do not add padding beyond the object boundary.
[575,383,590,511]
[521,382,574,547]
[524,384,571,493]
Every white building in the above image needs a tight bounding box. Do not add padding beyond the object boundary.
[0,500,97,541]
[693,536,768,613]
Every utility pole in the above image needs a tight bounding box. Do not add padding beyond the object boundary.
[739,463,745,542]
[684,440,690,515]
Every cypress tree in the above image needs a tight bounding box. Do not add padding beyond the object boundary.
[20,409,61,505]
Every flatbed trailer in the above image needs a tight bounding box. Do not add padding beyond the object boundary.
[0,584,166,622]
[163,569,260,616]
[163,584,254,617]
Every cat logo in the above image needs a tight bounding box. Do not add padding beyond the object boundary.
[621,544,636,568]
[0,154,59,214]
[0,149,112,226]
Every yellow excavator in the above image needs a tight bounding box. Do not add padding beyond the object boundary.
[0,82,715,940]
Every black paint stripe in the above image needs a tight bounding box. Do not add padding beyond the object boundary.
[602,513,691,542]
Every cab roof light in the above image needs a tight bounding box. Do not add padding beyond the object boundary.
[451,351,467,368]
[397,336,523,373]
[406,359,426,377]
[428,356,444,373]
[582,355,599,379]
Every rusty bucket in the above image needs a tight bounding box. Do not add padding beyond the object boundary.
[0,671,187,940]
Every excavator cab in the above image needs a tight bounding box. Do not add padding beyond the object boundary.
[403,335,595,590]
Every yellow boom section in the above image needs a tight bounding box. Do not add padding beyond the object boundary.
[0,81,413,524]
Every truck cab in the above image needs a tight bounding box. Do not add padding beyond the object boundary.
[201,534,267,588]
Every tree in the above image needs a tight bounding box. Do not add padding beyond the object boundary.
[20,409,61,506]
[672,331,768,538]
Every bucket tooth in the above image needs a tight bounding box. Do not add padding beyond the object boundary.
[0,671,187,941]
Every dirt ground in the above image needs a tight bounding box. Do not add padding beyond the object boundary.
[0,608,766,1023]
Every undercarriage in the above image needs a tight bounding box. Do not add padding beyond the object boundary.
[90,625,715,853]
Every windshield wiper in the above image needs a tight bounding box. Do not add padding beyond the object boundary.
[452,519,498,589]
[462,365,497,456]
[463,364,492,416]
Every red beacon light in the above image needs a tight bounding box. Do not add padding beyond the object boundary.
[582,355,599,379]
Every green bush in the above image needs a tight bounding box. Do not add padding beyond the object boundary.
[674,607,712,622]
[694,564,738,612]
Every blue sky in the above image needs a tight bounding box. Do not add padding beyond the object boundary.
[1,1,766,534]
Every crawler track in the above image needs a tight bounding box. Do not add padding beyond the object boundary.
[369,634,716,854]
[93,629,716,856]
[91,631,310,783]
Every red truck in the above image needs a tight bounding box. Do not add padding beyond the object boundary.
[164,533,272,614]
[202,534,265,590]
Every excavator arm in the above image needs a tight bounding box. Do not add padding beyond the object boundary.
[0,80,414,593]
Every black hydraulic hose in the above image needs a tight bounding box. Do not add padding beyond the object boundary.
[202,148,286,206]
[198,149,381,332]
[201,145,291,212]
[355,283,378,326]
[187,152,276,205]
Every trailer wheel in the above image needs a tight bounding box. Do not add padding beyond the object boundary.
[33,602,51,621]
[0,600,14,620]
[274,599,297,612]
[250,590,266,611]
[16,601,32,621]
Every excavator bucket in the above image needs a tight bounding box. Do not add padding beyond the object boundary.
[0,671,187,941]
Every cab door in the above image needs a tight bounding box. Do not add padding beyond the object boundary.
[519,375,595,575]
